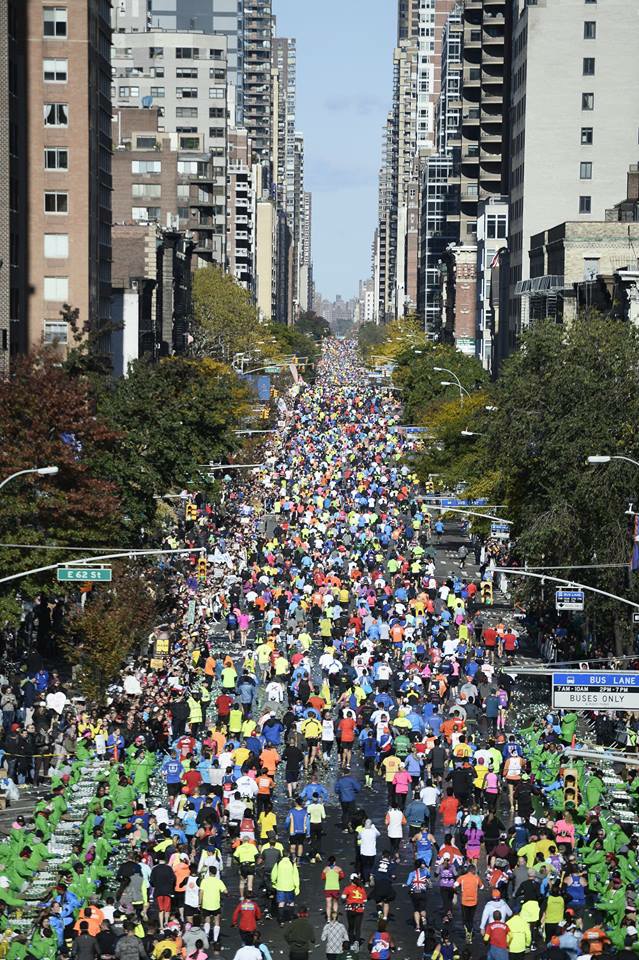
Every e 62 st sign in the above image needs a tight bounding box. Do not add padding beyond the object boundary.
[57,567,112,582]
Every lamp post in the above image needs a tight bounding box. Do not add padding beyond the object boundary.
[586,455,639,469]
[435,366,470,404]
[0,466,59,493]
[461,430,485,437]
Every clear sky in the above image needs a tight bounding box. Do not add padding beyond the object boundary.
[274,0,396,302]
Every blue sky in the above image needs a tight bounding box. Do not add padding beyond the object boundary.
[274,0,396,301]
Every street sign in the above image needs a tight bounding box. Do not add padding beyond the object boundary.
[552,671,639,710]
[491,522,511,539]
[632,612,639,625]
[555,589,585,612]
[186,600,196,625]
[264,365,281,374]
[57,567,112,582]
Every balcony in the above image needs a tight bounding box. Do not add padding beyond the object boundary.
[463,68,481,87]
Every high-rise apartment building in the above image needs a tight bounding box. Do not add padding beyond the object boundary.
[111,31,228,154]
[116,0,244,125]
[227,127,257,293]
[451,0,508,245]
[243,0,273,175]
[272,37,296,221]
[299,191,313,313]
[15,0,113,352]
[508,0,639,334]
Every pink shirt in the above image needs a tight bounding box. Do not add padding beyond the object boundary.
[393,769,412,794]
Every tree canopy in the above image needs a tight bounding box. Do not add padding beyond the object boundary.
[191,266,258,361]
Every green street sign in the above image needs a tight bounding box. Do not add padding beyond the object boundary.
[264,365,281,374]
[57,567,112,582]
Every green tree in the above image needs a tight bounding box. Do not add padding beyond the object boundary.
[62,565,156,701]
[191,267,258,361]
[394,342,489,425]
[96,356,251,520]
[295,311,331,340]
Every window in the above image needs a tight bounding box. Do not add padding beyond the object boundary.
[584,20,597,38]
[150,86,165,97]
[176,107,198,118]
[43,276,68,300]
[179,136,200,150]
[131,160,161,174]
[176,87,198,99]
[177,160,198,174]
[581,126,593,145]
[582,92,594,110]
[583,57,595,75]
[149,47,164,58]
[44,103,68,126]
[580,161,592,179]
[579,195,592,214]
[44,233,69,258]
[44,147,68,169]
[131,183,161,198]
[177,184,190,199]
[135,136,157,149]
[176,67,198,78]
[131,207,160,221]
[43,7,67,37]
[209,107,224,118]
[177,207,189,220]
[209,127,224,139]
[583,257,600,280]
[209,88,224,99]
[118,85,139,97]
[176,47,199,59]
[43,320,68,344]
[44,191,68,213]
[43,58,68,82]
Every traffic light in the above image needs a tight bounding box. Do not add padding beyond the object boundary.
[260,407,269,420]
[197,556,208,581]
[481,581,493,606]
[186,502,197,521]
[563,767,580,810]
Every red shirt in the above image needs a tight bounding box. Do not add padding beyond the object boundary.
[338,718,356,743]
[216,694,233,717]
[177,735,196,759]
[232,900,262,932]
[182,769,203,795]
[483,627,497,648]
[439,795,460,827]
[503,632,517,651]
[486,921,509,949]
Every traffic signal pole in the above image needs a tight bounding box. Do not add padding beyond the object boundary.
[0,547,205,586]
[493,566,639,612]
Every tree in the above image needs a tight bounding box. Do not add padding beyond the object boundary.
[357,321,386,356]
[191,267,258,361]
[470,316,639,649]
[62,565,156,701]
[0,351,125,605]
[295,311,331,340]
[97,356,251,519]
[393,342,489,425]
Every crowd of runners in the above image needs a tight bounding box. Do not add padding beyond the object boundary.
[0,340,637,960]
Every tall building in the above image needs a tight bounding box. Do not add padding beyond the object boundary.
[508,0,639,334]
[111,31,228,155]
[0,0,27,370]
[272,37,296,221]
[451,0,508,246]
[227,128,257,293]
[243,0,273,175]
[298,190,313,313]
[12,0,113,353]
[418,3,462,330]
[116,0,244,126]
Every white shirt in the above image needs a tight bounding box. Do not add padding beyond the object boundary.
[124,675,142,696]
[480,899,512,931]
[359,825,380,856]
[420,785,440,807]
[386,808,405,839]
[233,947,263,960]
[184,875,200,908]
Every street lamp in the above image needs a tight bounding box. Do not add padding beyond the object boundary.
[0,465,59,492]
[461,430,484,437]
[587,455,639,468]
[435,366,471,403]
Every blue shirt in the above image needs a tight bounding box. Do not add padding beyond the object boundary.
[163,758,183,784]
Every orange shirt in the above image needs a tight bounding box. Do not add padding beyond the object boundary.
[338,717,356,743]
[260,748,280,776]
[456,872,484,906]
[439,795,460,827]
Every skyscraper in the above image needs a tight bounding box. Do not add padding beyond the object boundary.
[243,0,273,175]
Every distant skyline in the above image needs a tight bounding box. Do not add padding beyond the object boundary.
[274,0,396,301]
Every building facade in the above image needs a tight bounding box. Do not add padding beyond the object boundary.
[22,0,112,351]
[508,0,639,334]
